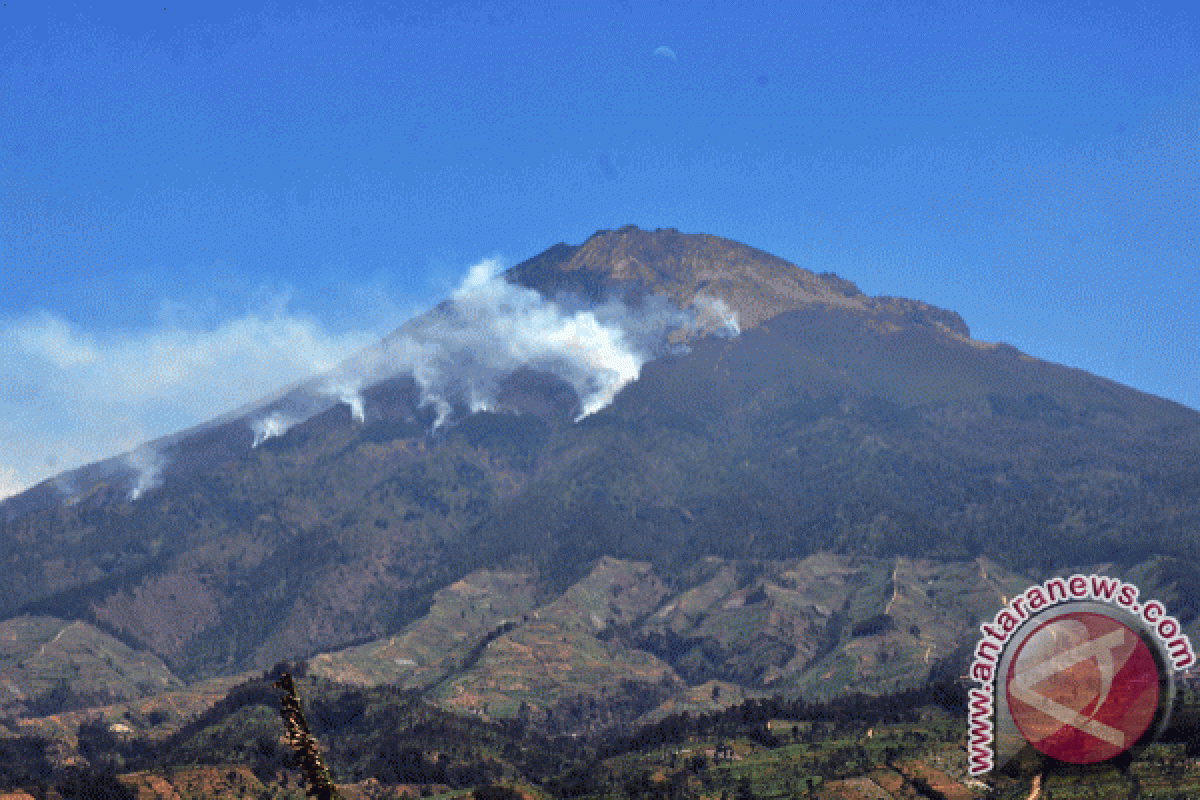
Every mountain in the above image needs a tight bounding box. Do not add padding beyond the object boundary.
[2,225,1199,718]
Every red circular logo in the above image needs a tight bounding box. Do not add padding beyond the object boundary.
[1005,611,1161,764]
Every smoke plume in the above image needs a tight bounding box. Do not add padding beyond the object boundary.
[125,444,165,501]
[240,260,740,443]
[0,300,375,503]
[319,379,366,424]
[693,295,741,336]
[365,259,697,425]
[252,411,301,447]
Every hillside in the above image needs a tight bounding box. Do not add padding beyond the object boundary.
[0,616,182,718]
[1,224,1198,707]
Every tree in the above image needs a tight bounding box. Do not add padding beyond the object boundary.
[53,765,137,800]
[272,673,342,800]
[473,786,523,800]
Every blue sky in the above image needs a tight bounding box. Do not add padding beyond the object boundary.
[1,0,1197,499]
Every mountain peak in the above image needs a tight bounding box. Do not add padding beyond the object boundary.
[506,225,970,339]
[4,226,1200,709]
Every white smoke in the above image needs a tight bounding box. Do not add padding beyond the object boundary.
[467,386,492,414]
[125,444,165,501]
[693,295,740,337]
[251,411,300,447]
[0,300,376,502]
[235,259,738,444]
[319,379,365,424]
[362,258,696,424]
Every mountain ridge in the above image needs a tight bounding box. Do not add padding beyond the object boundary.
[2,225,1198,709]
[506,225,972,340]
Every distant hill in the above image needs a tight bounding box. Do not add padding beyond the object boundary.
[2,225,1198,711]
[0,615,182,718]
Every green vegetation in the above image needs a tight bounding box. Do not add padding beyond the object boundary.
[2,666,971,796]
[7,656,1200,798]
